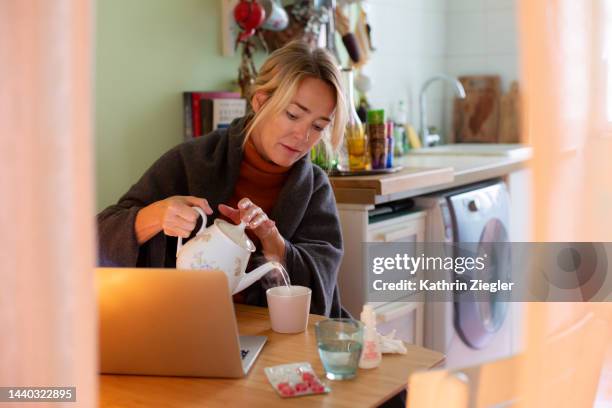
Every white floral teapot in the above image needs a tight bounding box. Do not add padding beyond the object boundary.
[176,207,279,294]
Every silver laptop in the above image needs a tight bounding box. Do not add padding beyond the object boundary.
[97,267,266,378]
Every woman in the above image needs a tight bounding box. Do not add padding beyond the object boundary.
[97,41,348,317]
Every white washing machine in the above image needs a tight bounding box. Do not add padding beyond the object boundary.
[414,179,523,369]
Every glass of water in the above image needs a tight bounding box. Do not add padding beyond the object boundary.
[315,318,364,380]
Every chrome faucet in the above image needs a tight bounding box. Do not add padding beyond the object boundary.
[419,74,466,147]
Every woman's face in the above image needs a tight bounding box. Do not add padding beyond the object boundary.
[250,77,336,167]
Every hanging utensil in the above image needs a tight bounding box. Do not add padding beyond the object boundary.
[260,0,289,31]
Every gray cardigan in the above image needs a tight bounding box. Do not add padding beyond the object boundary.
[97,117,347,317]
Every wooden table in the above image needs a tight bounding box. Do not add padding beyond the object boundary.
[100,305,445,407]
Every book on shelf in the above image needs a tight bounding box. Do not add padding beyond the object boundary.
[182,91,244,140]
[183,93,193,139]
[201,98,247,136]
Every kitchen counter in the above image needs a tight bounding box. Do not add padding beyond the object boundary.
[330,144,532,205]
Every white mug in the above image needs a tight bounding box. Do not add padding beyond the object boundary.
[266,285,312,334]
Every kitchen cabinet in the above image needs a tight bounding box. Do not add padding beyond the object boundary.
[368,210,426,345]
[373,299,424,346]
[337,205,426,345]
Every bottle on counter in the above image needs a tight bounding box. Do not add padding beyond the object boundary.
[310,143,337,170]
[367,109,387,169]
[341,68,368,171]
[358,304,382,369]
[427,126,441,147]
[386,120,394,168]
[357,95,370,124]
[392,100,409,156]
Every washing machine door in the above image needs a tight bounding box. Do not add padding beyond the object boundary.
[447,182,511,349]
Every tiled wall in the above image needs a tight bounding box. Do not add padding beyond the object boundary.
[362,0,518,140]
[443,0,519,139]
[362,0,447,128]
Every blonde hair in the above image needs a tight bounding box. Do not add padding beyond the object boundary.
[244,41,347,158]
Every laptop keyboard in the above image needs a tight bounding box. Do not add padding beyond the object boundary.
[240,349,249,360]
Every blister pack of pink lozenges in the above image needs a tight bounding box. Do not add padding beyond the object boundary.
[264,362,330,398]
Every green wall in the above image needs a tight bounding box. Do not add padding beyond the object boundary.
[95,0,260,210]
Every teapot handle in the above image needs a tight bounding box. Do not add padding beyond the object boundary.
[176,206,208,257]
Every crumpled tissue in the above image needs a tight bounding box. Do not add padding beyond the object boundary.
[378,329,407,354]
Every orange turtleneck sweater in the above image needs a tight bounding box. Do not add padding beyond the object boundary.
[229,137,290,303]
[227,137,290,218]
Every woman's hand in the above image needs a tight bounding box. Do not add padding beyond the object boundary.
[135,196,213,244]
[218,198,286,262]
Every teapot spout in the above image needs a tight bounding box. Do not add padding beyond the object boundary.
[232,261,281,295]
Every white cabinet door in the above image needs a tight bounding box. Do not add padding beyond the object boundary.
[372,300,424,346]
[367,211,426,345]
[367,211,426,243]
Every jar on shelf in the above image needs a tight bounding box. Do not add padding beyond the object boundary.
[367,109,387,169]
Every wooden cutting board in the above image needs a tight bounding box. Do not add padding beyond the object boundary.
[453,75,501,143]
[498,81,521,143]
